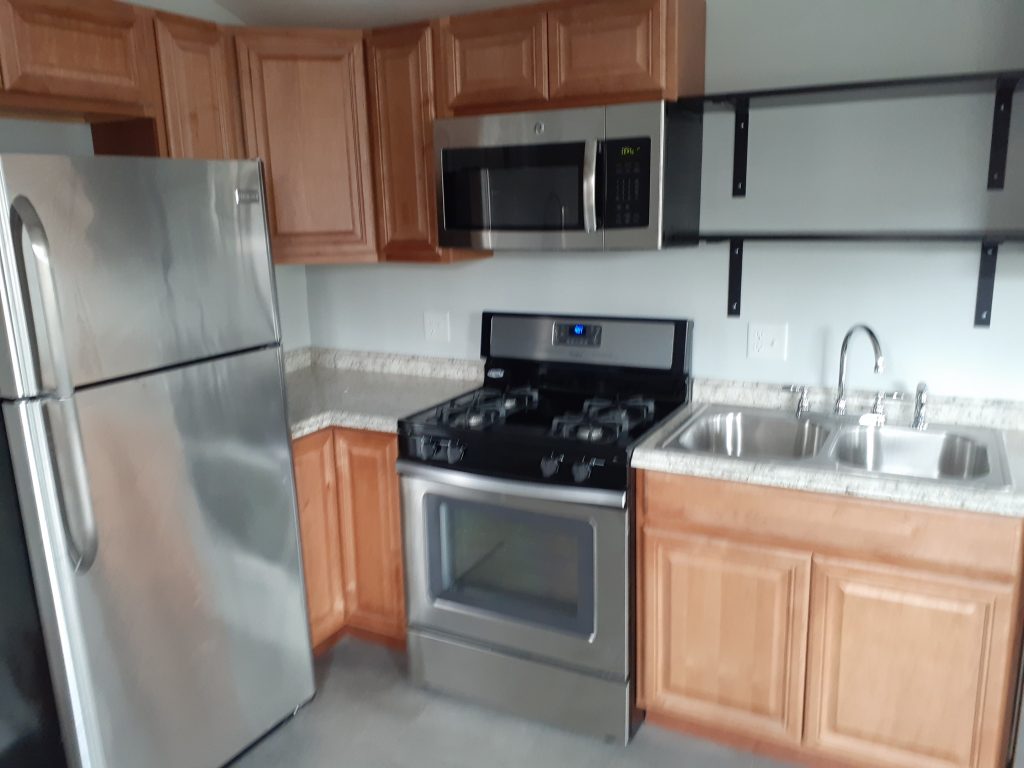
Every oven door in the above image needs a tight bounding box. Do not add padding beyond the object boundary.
[434,107,605,251]
[399,462,627,679]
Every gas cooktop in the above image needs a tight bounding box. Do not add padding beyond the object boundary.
[398,312,693,491]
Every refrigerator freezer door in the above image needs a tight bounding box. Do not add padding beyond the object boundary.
[0,155,278,399]
[6,347,314,768]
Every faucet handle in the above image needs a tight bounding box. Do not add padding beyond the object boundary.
[782,384,811,417]
[871,390,904,415]
[913,382,929,430]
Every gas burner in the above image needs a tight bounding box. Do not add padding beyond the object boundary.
[434,387,539,429]
[551,396,657,443]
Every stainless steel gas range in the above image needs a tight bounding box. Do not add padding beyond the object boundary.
[396,312,692,743]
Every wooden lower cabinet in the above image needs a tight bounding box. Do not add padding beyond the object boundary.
[638,471,1024,768]
[292,430,346,649]
[292,428,405,653]
[334,428,405,640]
[643,529,810,744]
[805,557,1017,768]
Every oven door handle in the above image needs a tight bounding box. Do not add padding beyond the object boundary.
[582,139,599,234]
[396,460,626,509]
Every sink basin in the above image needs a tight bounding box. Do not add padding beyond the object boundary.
[659,404,1011,489]
[672,409,831,460]
[832,426,996,482]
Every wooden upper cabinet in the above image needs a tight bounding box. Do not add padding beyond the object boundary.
[548,0,668,100]
[334,428,405,641]
[366,24,441,262]
[436,7,548,114]
[805,557,1017,768]
[0,0,158,105]
[292,431,346,651]
[643,529,811,745]
[153,14,242,159]
[236,29,377,264]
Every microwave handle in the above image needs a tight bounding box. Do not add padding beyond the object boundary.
[582,140,598,233]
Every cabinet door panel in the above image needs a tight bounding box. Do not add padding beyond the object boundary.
[366,24,440,261]
[643,529,810,744]
[237,31,376,264]
[0,0,155,104]
[335,429,405,640]
[292,431,345,649]
[154,14,241,159]
[438,8,547,113]
[549,0,667,100]
[806,557,1017,768]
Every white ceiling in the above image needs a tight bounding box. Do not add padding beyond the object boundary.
[214,0,543,27]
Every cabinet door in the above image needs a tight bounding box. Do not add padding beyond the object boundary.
[154,14,241,159]
[334,429,405,641]
[643,529,811,744]
[548,0,668,101]
[292,431,346,650]
[436,7,548,114]
[236,30,377,264]
[366,24,442,262]
[0,0,157,105]
[806,557,1017,768]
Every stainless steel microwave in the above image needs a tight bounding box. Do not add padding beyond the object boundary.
[434,100,703,252]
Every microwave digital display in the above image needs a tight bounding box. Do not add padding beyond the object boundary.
[605,137,651,230]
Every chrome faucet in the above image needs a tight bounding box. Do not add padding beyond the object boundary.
[834,324,884,415]
[912,382,929,430]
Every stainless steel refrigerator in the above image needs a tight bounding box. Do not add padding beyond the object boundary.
[0,155,315,768]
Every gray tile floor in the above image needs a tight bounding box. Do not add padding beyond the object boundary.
[232,637,795,768]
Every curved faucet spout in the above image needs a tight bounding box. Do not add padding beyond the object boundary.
[835,324,884,415]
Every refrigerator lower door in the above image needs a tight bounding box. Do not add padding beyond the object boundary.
[5,346,314,768]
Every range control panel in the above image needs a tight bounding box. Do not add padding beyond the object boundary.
[605,138,651,229]
[553,322,602,347]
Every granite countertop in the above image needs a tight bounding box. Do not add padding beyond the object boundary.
[285,351,481,439]
[632,394,1024,518]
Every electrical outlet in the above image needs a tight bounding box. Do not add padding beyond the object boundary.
[747,322,788,361]
[424,310,451,343]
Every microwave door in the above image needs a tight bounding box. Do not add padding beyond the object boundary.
[438,142,605,252]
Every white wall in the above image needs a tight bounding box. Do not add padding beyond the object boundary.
[300,0,1024,400]
[127,0,241,23]
[0,118,94,155]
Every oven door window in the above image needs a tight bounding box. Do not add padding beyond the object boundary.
[441,143,586,231]
[425,495,595,636]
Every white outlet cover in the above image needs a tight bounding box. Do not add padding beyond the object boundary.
[747,322,789,361]
[423,310,451,343]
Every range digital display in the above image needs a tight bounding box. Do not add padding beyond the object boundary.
[554,322,602,347]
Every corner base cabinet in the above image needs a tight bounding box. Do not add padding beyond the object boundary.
[638,471,1024,768]
[292,428,405,652]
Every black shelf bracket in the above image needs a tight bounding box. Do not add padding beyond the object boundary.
[732,98,749,197]
[728,239,744,316]
[988,78,1017,190]
[974,242,999,327]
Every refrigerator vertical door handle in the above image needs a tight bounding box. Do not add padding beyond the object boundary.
[10,195,74,397]
[42,398,98,573]
[10,197,94,571]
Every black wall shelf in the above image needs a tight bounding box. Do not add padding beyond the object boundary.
[683,69,1022,327]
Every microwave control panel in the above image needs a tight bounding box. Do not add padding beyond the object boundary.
[605,138,651,229]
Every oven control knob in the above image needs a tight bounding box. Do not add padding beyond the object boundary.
[412,436,433,461]
[446,442,465,464]
[571,460,593,484]
[540,454,563,478]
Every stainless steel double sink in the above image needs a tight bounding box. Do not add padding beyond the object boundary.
[662,404,1011,489]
